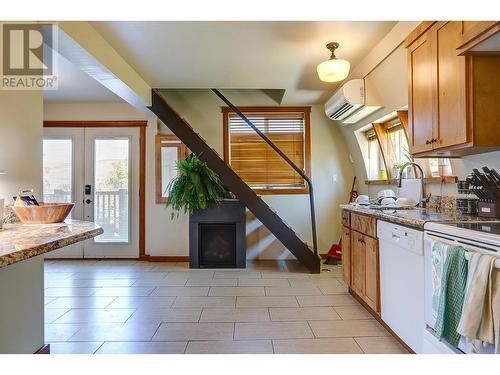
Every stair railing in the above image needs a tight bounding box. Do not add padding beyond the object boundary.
[211,89,318,256]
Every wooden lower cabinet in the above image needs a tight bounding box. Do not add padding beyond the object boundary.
[351,231,365,297]
[364,235,379,312]
[341,226,351,286]
[341,210,380,314]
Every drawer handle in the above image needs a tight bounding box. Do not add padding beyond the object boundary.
[357,238,365,244]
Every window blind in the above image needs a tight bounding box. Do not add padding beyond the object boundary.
[228,113,306,189]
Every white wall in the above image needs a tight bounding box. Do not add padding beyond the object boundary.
[0,91,43,203]
[337,45,409,196]
[158,89,354,258]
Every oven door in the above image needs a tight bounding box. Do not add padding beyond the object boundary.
[423,231,497,354]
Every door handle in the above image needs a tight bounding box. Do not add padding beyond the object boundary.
[85,199,92,204]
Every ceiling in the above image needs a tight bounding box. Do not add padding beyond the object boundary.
[46,21,397,104]
[43,51,123,102]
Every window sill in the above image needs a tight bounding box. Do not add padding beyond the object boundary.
[252,187,309,195]
[365,176,458,185]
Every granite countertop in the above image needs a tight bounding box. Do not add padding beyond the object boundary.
[0,220,103,268]
[340,204,498,230]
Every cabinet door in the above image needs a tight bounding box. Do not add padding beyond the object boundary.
[341,226,351,287]
[408,31,435,154]
[364,235,379,313]
[434,21,468,149]
[351,231,365,297]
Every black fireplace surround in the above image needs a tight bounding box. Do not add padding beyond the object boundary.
[189,199,246,268]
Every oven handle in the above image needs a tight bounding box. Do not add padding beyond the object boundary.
[426,233,500,268]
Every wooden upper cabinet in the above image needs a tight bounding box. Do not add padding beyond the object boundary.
[457,21,500,55]
[407,31,434,154]
[406,21,500,157]
[435,21,468,149]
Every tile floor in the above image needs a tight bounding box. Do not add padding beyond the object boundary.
[44,259,408,354]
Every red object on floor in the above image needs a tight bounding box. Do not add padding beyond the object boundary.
[326,242,342,260]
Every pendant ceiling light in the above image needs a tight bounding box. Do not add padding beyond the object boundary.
[316,42,350,83]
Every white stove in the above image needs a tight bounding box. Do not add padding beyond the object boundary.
[423,221,500,354]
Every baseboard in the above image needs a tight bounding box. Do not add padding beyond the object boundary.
[35,344,50,354]
[349,288,415,354]
[140,255,189,262]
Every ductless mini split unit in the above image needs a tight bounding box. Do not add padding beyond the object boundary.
[324,78,381,125]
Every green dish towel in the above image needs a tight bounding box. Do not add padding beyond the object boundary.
[435,245,468,347]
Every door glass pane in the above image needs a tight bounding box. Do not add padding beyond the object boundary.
[43,139,73,207]
[161,146,179,198]
[94,138,129,243]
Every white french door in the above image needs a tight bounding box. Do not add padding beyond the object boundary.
[43,127,140,258]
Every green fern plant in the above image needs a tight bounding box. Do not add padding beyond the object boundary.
[166,153,227,218]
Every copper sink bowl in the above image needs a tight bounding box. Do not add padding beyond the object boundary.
[12,203,74,224]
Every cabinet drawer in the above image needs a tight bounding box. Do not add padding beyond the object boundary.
[351,213,377,238]
[341,210,350,227]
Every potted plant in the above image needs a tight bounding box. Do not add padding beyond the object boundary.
[166,153,227,218]
[166,153,246,269]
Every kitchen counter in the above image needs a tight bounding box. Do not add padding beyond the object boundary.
[0,220,103,269]
[340,204,497,230]
[0,219,102,354]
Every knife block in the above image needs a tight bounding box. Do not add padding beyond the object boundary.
[478,201,500,218]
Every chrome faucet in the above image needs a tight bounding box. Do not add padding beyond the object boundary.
[397,162,427,208]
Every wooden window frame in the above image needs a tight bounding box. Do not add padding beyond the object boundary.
[222,106,311,195]
[369,111,411,180]
[155,134,188,204]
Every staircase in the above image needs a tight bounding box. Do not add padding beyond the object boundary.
[148,89,321,273]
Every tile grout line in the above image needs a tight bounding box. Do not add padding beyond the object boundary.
[92,341,106,355]
[149,322,163,342]
[352,337,367,354]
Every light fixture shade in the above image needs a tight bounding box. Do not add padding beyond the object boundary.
[317,58,351,82]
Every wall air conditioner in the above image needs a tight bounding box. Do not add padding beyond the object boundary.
[325,78,381,125]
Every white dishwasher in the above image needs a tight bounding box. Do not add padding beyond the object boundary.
[378,220,425,353]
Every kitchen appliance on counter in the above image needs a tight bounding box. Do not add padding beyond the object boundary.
[465,167,500,218]
[378,221,425,353]
[423,221,500,354]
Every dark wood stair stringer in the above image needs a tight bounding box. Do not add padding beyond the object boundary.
[148,89,320,273]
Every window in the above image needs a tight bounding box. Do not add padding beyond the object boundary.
[155,134,188,203]
[387,125,410,169]
[371,118,411,179]
[365,128,386,180]
[222,107,311,194]
[362,110,453,182]
[43,138,73,204]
